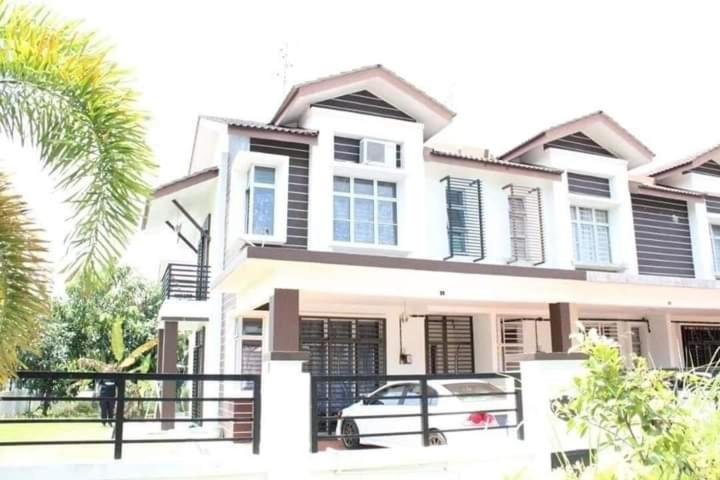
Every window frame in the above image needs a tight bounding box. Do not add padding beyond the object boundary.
[234,317,263,381]
[333,176,398,246]
[508,195,528,261]
[246,165,277,237]
[570,205,612,265]
[711,224,720,275]
[234,151,289,245]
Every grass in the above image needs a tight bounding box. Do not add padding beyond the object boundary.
[0,422,109,443]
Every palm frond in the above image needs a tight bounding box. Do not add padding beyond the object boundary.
[117,338,157,371]
[0,173,48,384]
[0,1,155,382]
[0,2,155,282]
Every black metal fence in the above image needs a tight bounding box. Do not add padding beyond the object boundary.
[310,372,523,453]
[161,263,210,301]
[0,371,260,459]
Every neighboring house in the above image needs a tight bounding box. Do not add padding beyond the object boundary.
[142,65,720,432]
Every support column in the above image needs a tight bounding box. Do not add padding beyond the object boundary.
[261,289,311,457]
[549,303,578,352]
[160,321,178,430]
[268,288,301,354]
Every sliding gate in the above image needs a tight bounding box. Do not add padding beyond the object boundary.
[301,317,386,434]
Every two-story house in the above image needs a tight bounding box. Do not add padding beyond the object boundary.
[141,65,720,432]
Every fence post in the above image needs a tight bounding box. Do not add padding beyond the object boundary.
[511,372,525,440]
[419,378,430,447]
[252,375,262,455]
[309,377,318,453]
[113,377,126,460]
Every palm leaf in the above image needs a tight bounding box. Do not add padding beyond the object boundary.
[117,338,157,371]
[0,1,155,383]
[110,318,125,364]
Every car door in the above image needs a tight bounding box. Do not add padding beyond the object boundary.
[355,383,409,447]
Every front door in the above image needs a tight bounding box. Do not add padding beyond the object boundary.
[301,317,386,434]
[425,316,474,374]
[681,325,720,367]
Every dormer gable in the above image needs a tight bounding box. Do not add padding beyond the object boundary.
[499,111,654,169]
[271,64,455,140]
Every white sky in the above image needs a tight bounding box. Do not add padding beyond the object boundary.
[3,0,720,290]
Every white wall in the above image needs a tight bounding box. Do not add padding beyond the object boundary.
[300,107,426,257]
[423,160,562,267]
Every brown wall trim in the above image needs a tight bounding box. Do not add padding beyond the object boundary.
[246,247,587,281]
[268,351,310,361]
[153,167,219,199]
[549,303,574,353]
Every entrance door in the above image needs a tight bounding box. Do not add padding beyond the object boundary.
[425,316,474,374]
[301,317,386,434]
[681,325,720,367]
[191,327,205,423]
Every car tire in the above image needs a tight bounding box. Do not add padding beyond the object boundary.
[341,420,361,449]
[428,429,447,446]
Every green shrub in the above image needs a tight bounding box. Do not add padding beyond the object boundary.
[556,329,720,479]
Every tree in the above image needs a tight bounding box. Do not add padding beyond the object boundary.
[0,0,154,384]
[54,264,163,368]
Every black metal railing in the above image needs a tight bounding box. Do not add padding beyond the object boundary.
[310,372,523,453]
[0,371,261,459]
[161,263,210,301]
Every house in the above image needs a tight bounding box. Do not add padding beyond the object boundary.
[141,64,720,433]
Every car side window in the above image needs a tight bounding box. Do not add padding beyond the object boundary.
[370,384,406,406]
[403,383,438,406]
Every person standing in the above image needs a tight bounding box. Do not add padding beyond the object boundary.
[97,376,118,427]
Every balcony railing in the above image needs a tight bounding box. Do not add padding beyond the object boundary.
[161,263,210,301]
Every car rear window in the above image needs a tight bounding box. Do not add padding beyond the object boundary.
[443,382,504,402]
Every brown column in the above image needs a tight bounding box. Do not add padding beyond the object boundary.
[160,321,178,430]
[157,328,165,373]
[549,303,576,352]
[268,289,308,360]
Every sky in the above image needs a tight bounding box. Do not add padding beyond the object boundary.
[3,0,720,290]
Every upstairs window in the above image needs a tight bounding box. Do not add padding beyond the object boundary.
[571,206,612,265]
[442,177,484,261]
[333,176,397,246]
[245,166,276,236]
[504,184,545,265]
[712,224,720,274]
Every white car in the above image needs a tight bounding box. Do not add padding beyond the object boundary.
[336,379,517,449]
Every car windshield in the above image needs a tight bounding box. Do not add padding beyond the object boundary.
[443,382,504,402]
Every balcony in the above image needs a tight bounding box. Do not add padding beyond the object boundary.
[161,263,210,301]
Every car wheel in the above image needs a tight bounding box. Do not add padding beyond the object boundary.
[428,429,447,446]
[341,420,360,449]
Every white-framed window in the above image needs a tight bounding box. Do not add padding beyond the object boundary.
[571,206,612,264]
[233,151,289,245]
[333,176,398,245]
[711,224,720,274]
[234,318,263,382]
[245,166,276,236]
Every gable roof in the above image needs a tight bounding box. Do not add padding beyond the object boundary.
[201,115,318,137]
[649,143,720,179]
[499,111,655,168]
[270,64,455,140]
[428,148,563,178]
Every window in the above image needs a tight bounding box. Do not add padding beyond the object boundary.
[571,206,611,264]
[370,384,406,406]
[448,189,467,254]
[245,166,276,236]
[404,383,438,406]
[631,326,642,356]
[508,196,528,260]
[333,176,398,245]
[712,225,720,274]
[234,318,263,385]
[582,320,619,343]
